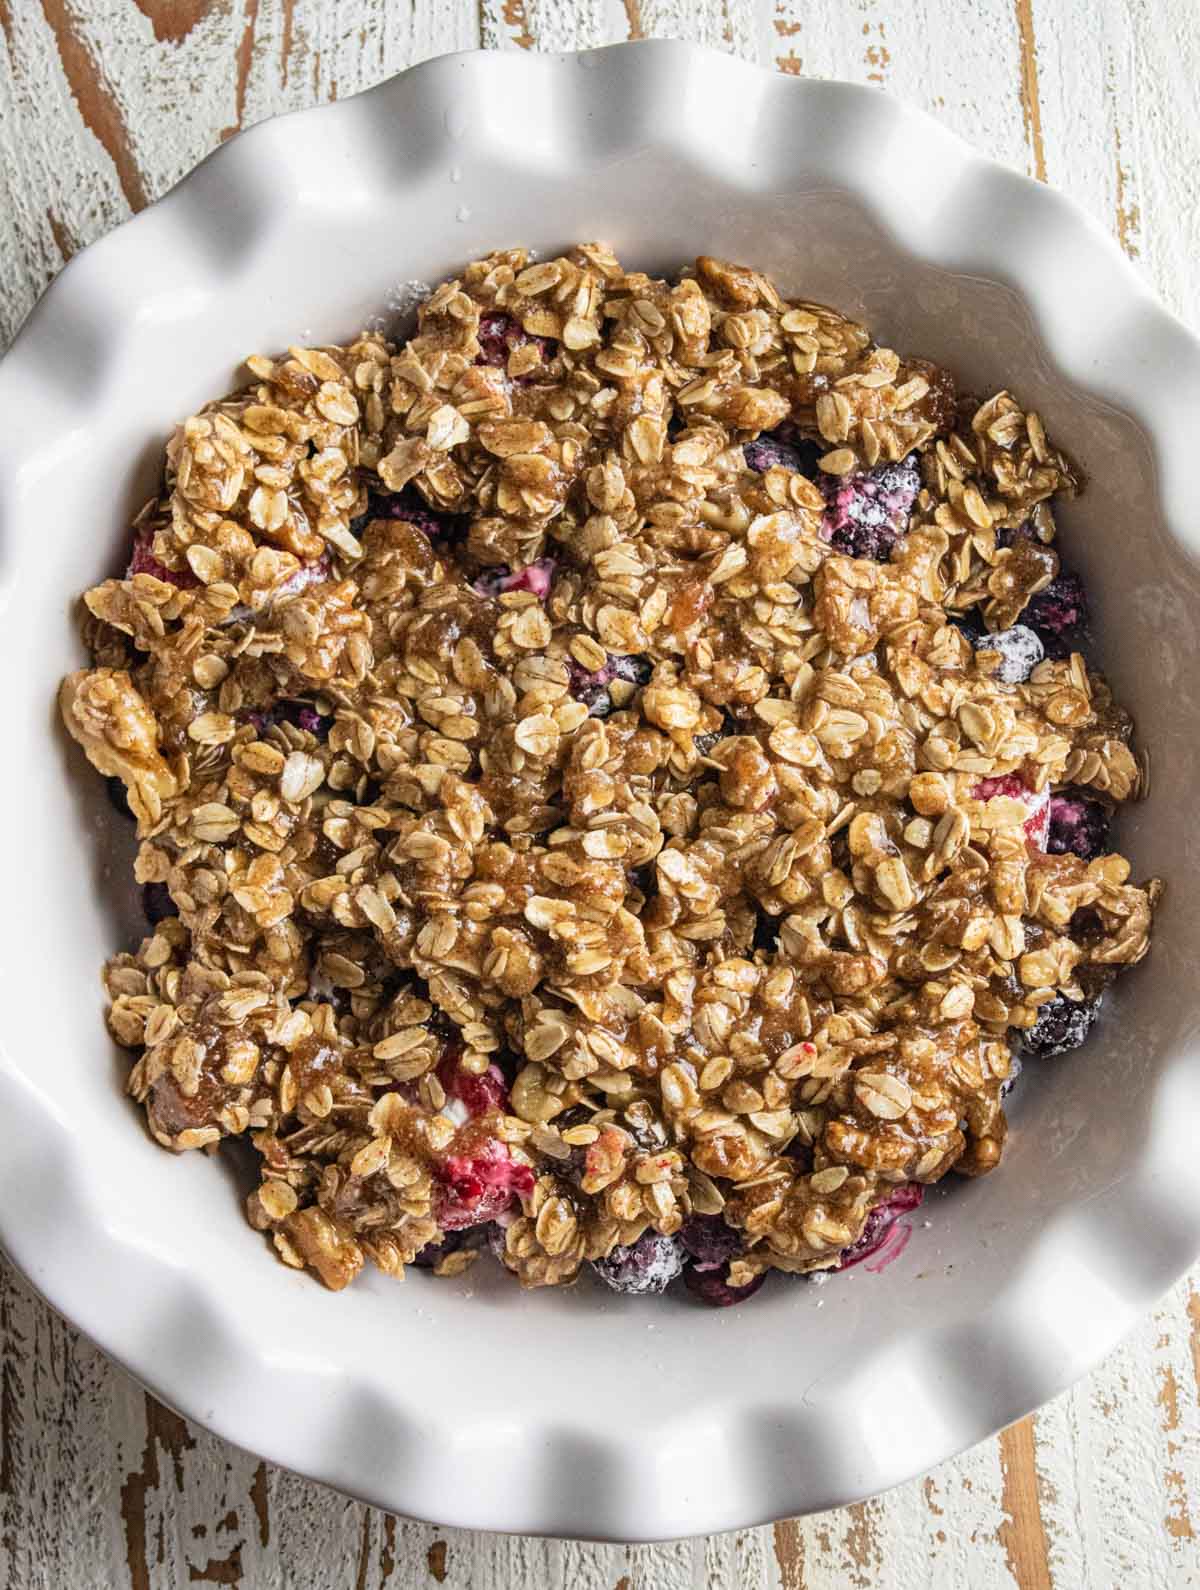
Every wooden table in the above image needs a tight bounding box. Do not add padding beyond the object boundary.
[2,3,1198,1585]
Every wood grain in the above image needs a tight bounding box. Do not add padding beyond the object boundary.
[2,1,1199,1584]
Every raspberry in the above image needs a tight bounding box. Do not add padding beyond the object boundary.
[972,773,1050,849]
[368,487,467,546]
[592,1231,684,1295]
[142,881,178,925]
[1046,794,1108,860]
[683,1263,766,1308]
[743,429,821,476]
[835,1183,924,1271]
[128,531,200,589]
[1023,571,1089,659]
[974,624,1044,685]
[475,311,557,378]
[435,1137,535,1231]
[679,1214,742,1271]
[1020,991,1102,1059]
[473,558,556,600]
[436,1048,510,1117]
[819,455,921,562]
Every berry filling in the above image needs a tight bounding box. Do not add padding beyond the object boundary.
[974,623,1045,685]
[684,1263,767,1309]
[1019,991,1103,1060]
[835,1183,924,1272]
[244,701,333,741]
[472,558,556,600]
[475,311,557,377]
[128,531,200,590]
[367,487,467,546]
[819,455,921,562]
[412,1226,490,1270]
[1046,794,1109,860]
[436,1047,510,1118]
[565,652,653,717]
[592,1231,685,1295]
[435,1137,535,1232]
[1023,571,1089,659]
[742,429,821,476]
[679,1213,743,1271]
[972,773,1050,849]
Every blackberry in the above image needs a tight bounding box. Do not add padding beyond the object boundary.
[1046,794,1108,860]
[743,430,821,476]
[1020,992,1102,1059]
[820,455,921,562]
[1023,571,1089,659]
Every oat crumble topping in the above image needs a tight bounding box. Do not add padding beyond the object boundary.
[60,246,1159,1301]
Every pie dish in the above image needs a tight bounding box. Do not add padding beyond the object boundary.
[3,41,1200,1540]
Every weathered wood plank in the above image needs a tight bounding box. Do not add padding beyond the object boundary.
[2,1,1200,1585]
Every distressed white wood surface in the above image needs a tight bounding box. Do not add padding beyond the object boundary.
[2,2,1199,1585]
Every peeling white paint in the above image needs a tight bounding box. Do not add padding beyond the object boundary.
[1,2,1198,1584]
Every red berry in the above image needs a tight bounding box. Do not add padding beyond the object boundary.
[437,1048,510,1117]
[435,1137,534,1230]
[128,531,200,589]
[972,773,1049,849]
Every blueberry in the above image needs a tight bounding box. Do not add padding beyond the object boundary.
[142,881,178,925]
[1023,571,1089,659]
[1046,794,1108,861]
[683,1263,766,1308]
[1020,991,1102,1059]
[679,1214,743,1271]
[592,1231,685,1295]
[820,456,921,562]
[975,624,1044,685]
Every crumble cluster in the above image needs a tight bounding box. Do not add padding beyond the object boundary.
[60,245,1158,1302]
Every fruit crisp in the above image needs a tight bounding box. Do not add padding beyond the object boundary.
[60,246,1159,1303]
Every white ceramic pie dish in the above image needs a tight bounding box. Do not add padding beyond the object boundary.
[2,40,1200,1542]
